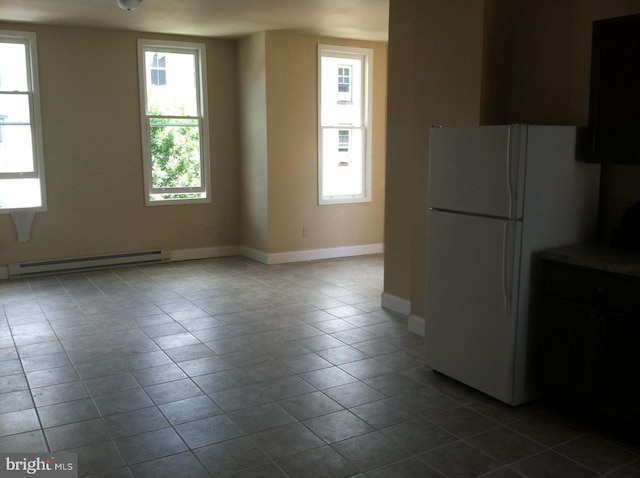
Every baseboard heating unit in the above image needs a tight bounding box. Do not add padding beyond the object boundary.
[8,250,170,279]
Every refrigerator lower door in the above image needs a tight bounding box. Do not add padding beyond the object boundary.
[425,209,522,404]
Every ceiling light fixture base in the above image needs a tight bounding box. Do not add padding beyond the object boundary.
[117,0,142,11]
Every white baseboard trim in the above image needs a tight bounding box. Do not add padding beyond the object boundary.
[0,243,382,280]
[239,246,269,264]
[242,243,384,265]
[408,315,425,336]
[381,292,411,316]
[170,245,241,262]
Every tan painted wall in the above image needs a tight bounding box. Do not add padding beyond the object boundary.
[264,31,387,254]
[384,0,640,317]
[384,0,485,315]
[238,32,269,252]
[0,23,386,269]
[0,23,240,265]
[504,0,640,240]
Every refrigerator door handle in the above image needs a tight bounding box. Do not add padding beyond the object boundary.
[506,127,514,219]
[506,125,521,221]
[502,221,514,315]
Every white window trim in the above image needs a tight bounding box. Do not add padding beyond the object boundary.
[0,30,47,213]
[137,39,211,206]
[317,44,373,206]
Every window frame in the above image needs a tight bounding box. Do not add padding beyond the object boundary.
[0,30,47,213]
[317,44,373,206]
[137,39,211,206]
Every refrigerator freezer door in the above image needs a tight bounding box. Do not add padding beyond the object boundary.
[425,209,523,404]
[428,125,525,219]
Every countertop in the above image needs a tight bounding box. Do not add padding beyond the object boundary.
[540,243,640,279]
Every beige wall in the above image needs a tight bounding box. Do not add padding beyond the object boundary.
[0,23,240,266]
[238,32,269,253]
[505,0,640,239]
[384,0,640,317]
[384,0,485,315]
[0,23,386,271]
[263,31,387,255]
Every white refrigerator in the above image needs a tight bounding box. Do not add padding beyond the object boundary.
[424,124,601,405]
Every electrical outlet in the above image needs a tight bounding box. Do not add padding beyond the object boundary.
[302,227,309,237]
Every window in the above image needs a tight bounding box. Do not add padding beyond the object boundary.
[138,39,210,205]
[337,65,352,102]
[150,54,167,86]
[318,44,372,205]
[338,129,350,153]
[0,31,46,212]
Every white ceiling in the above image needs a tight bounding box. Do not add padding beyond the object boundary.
[0,0,390,42]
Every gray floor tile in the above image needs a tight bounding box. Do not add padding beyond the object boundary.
[0,430,48,453]
[258,375,317,400]
[175,414,244,448]
[338,357,394,380]
[195,436,271,476]
[31,381,89,407]
[38,398,100,428]
[0,390,34,414]
[103,406,170,438]
[116,427,188,464]
[163,343,214,362]
[280,352,333,373]
[418,440,503,478]
[69,441,127,476]
[177,355,231,377]
[393,386,460,417]
[1,255,638,478]
[608,460,640,478]
[144,378,203,405]
[426,405,501,438]
[20,352,72,372]
[350,397,418,429]
[224,462,289,478]
[250,422,325,459]
[299,366,358,389]
[26,365,79,388]
[93,388,154,416]
[363,372,424,396]
[129,451,210,478]
[304,409,374,443]
[278,445,358,478]
[193,369,250,394]
[382,417,458,454]
[331,430,410,472]
[467,426,545,464]
[554,433,638,475]
[364,456,444,478]
[83,371,140,396]
[228,402,297,433]
[158,395,223,425]
[209,384,273,412]
[0,408,40,437]
[509,412,586,447]
[45,418,111,451]
[316,345,369,365]
[323,380,386,408]
[511,450,599,478]
[278,391,344,420]
[131,363,188,386]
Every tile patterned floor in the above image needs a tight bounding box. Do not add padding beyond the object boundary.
[1,254,639,477]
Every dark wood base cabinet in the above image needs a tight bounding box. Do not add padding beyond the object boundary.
[539,257,640,440]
